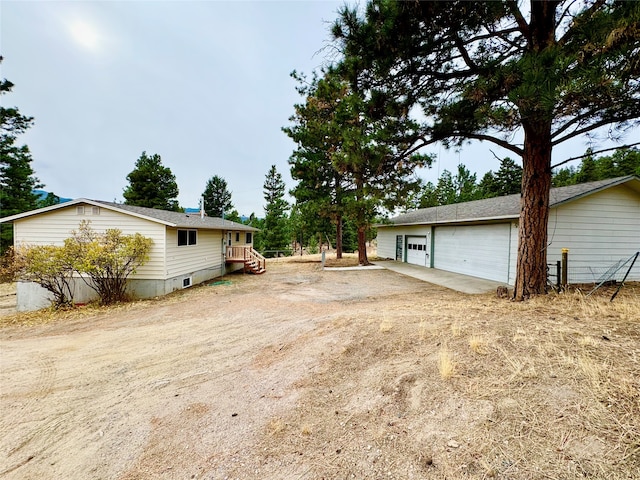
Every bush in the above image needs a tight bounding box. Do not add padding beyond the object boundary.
[12,245,76,308]
[67,221,153,305]
[11,220,153,308]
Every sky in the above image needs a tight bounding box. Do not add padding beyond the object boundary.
[1,1,636,216]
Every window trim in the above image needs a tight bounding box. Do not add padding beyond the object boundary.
[177,229,197,246]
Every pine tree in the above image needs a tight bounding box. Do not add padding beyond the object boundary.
[123,152,180,211]
[262,165,289,252]
[202,175,233,218]
[1,64,42,253]
[333,0,640,299]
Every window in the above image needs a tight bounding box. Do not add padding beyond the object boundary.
[178,229,197,246]
[245,232,252,244]
[91,206,100,215]
[235,232,240,242]
[76,206,85,215]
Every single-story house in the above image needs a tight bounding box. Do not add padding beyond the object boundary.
[0,199,263,311]
[377,175,640,285]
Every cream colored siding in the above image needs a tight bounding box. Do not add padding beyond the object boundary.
[166,228,224,277]
[507,222,519,285]
[433,224,511,282]
[546,185,640,282]
[13,204,167,279]
[377,225,432,261]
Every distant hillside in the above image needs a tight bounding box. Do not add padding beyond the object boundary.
[34,190,72,204]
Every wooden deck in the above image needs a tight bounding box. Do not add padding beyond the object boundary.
[225,246,266,274]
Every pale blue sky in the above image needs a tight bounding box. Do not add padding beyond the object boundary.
[1,1,632,215]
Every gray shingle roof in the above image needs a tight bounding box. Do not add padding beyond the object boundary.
[94,201,258,231]
[1,198,258,231]
[385,175,640,226]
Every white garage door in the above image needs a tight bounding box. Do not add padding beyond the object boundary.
[433,224,510,282]
[406,236,428,267]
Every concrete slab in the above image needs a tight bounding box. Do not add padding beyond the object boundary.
[371,260,507,294]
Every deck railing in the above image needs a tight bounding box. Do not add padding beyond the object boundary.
[226,246,266,273]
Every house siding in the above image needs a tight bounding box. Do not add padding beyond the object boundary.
[165,228,224,278]
[13,204,167,279]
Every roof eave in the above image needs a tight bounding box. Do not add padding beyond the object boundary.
[378,213,520,228]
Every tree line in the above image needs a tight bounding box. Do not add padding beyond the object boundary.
[408,148,639,209]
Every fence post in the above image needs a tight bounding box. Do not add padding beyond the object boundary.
[561,248,569,289]
[321,250,326,268]
[556,261,561,289]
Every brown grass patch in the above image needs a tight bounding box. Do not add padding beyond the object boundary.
[253,282,640,479]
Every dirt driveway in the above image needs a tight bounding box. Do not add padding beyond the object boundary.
[1,259,638,479]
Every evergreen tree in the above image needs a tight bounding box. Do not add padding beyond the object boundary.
[552,147,639,185]
[286,69,430,265]
[454,164,480,203]
[202,175,233,218]
[262,165,289,252]
[480,158,523,198]
[123,151,180,211]
[333,0,640,299]
[551,166,577,187]
[285,71,353,259]
[0,64,42,253]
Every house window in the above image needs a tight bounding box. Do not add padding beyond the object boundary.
[245,232,252,244]
[91,206,100,215]
[235,232,240,242]
[178,229,197,246]
[76,206,85,215]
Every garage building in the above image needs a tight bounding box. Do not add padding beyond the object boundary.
[376,176,640,285]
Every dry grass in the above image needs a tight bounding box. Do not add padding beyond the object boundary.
[2,260,639,479]
[468,335,486,354]
[379,317,394,333]
[438,346,456,379]
[253,273,640,479]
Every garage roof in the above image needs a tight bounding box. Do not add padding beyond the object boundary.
[384,175,640,226]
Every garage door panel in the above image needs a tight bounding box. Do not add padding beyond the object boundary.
[406,235,428,266]
[434,224,510,282]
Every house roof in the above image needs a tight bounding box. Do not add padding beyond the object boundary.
[0,198,259,232]
[383,175,640,227]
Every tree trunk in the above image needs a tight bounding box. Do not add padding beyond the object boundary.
[514,120,553,300]
[336,215,343,259]
[357,225,369,265]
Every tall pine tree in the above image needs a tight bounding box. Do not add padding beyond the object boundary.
[262,165,289,252]
[333,0,640,299]
[123,152,181,211]
[202,175,233,218]
[1,63,42,253]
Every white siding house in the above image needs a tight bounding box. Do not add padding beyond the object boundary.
[378,176,640,285]
[1,199,261,311]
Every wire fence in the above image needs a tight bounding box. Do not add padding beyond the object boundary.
[567,261,634,285]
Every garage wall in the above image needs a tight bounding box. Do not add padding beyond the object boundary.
[546,185,640,282]
[377,225,432,260]
[434,223,512,283]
